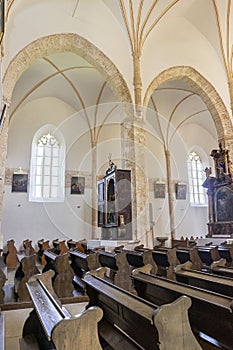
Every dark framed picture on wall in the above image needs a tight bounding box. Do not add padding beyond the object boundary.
[12,173,28,193]
[175,183,187,200]
[71,176,85,194]
[154,182,166,198]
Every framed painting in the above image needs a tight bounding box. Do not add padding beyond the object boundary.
[175,183,187,200]
[154,182,166,198]
[12,173,28,193]
[71,176,85,194]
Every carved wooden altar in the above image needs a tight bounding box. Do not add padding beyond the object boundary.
[203,144,233,237]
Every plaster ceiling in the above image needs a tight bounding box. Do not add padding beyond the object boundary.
[9,0,218,141]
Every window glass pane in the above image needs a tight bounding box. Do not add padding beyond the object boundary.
[52,167,59,176]
[187,151,207,205]
[44,176,50,185]
[44,146,51,157]
[53,148,59,157]
[44,157,51,166]
[36,166,42,176]
[43,186,50,197]
[37,146,44,156]
[44,166,50,176]
[52,158,59,166]
[35,186,42,197]
[30,130,65,202]
[35,176,42,185]
[36,156,43,166]
[51,177,58,186]
[51,187,58,197]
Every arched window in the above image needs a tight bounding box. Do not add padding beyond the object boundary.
[187,151,206,205]
[29,125,65,202]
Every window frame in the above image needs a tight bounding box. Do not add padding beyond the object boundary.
[29,124,65,203]
[187,151,207,207]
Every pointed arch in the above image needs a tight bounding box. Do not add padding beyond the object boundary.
[144,66,232,146]
[3,33,132,107]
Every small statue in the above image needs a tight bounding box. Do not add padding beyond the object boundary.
[204,167,212,178]
[106,154,117,174]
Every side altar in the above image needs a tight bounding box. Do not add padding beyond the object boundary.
[203,144,233,237]
[97,158,132,241]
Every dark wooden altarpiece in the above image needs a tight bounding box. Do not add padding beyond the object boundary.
[97,161,132,240]
[203,144,233,237]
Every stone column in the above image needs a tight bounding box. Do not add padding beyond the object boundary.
[0,114,9,248]
[91,142,98,239]
[164,147,175,241]
[121,115,151,247]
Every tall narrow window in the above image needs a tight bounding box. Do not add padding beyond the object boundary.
[29,125,65,202]
[187,151,206,205]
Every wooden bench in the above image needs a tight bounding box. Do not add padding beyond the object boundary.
[14,253,40,302]
[174,260,233,297]
[175,246,203,271]
[132,265,233,350]
[42,250,74,298]
[69,250,100,291]
[210,258,233,278]
[52,239,69,255]
[37,239,50,265]
[197,246,221,269]
[3,239,18,268]
[216,245,233,267]
[151,247,178,279]
[67,239,86,253]
[97,250,135,290]
[0,311,4,350]
[22,239,35,256]
[0,255,7,304]
[19,270,103,350]
[84,270,202,350]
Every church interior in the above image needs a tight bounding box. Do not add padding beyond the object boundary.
[0,0,233,349]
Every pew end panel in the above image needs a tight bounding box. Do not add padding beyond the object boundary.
[132,269,233,350]
[20,270,103,350]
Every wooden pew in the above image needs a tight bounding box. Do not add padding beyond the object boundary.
[132,265,233,350]
[97,250,134,290]
[69,250,100,291]
[52,239,69,255]
[19,270,103,350]
[3,239,18,268]
[42,250,74,298]
[37,239,50,266]
[14,253,40,302]
[174,261,233,297]
[197,246,221,269]
[22,239,35,256]
[0,311,4,350]
[84,270,202,350]
[210,259,233,279]
[67,239,85,253]
[0,254,7,304]
[151,247,178,279]
[216,245,233,267]
[175,247,203,271]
